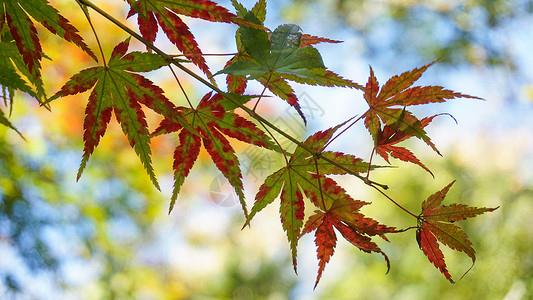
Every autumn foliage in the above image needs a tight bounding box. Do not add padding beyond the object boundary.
[0,0,497,288]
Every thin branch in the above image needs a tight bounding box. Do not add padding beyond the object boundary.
[170,53,239,57]
[323,114,364,150]
[368,184,417,218]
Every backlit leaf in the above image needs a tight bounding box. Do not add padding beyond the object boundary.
[0,107,23,138]
[248,122,376,273]
[299,34,342,48]
[127,0,262,78]
[300,175,395,288]
[375,115,436,176]
[48,38,189,190]
[218,7,361,122]
[0,40,38,100]
[362,62,480,153]
[152,92,277,214]
[2,0,96,102]
[417,181,498,283]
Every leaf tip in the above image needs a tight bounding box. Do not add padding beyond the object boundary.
[241,219,251,230]
[448,278,455,284]
[76,160,87,182]
[168,198,177,215]
[382,251,391,275]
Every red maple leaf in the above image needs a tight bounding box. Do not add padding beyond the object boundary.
[152,92,277,214]
[301,176,396,288]
[47,38,190,189]
[363,62,480,153]
[126,0,262,78]
[375,115,436,176]
[224,57,248,94]
[248,122,381,274]
[299,34,342,48]
[2,0,97,101]
[417,181,498,283]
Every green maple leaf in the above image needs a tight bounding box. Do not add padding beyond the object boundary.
[0,107,23,138]
[47,37,191,189]
[0,37,35,136]
[218,3,361,122]
[0,41,38,100]
[152,92,278,215]
[247,121,373,270]
[417,181,498,283]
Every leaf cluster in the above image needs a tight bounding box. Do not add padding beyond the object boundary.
[0,0,498,288]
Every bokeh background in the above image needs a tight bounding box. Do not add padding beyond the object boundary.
[1,0,532,299]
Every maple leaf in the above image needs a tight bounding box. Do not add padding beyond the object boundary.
[300,175,396,288]
[417,181,498,283]
[0,40,38,101]
[363,62,480,153]
[126,0,262,79]
[375,115,436,176]
[47,37,190,189]
[152,92,278,214]
[1,0,97,101]
[0,107,24,138]
[218,3,361,122]
[247,122,374,271]
[221,23,324,78]
[224,57,247,94]
[231,0,266,24]
[0,42,28,138]
[224,0,260,94]
[299,34,342,48]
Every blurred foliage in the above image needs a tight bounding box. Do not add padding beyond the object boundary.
[0,131,61,294]
[283,0,532,68]
[0,122,296,299]
[0,123,164,297]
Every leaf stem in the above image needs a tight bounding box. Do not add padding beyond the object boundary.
[313,156,327,210]
[76,0,105,65]
[77,0,166,63]
[366,147,375,180]
[253,74,271,112]
[322,113,364,150]
[258,120,290,166]
[167,64,193,108]
[395,226,418,233]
